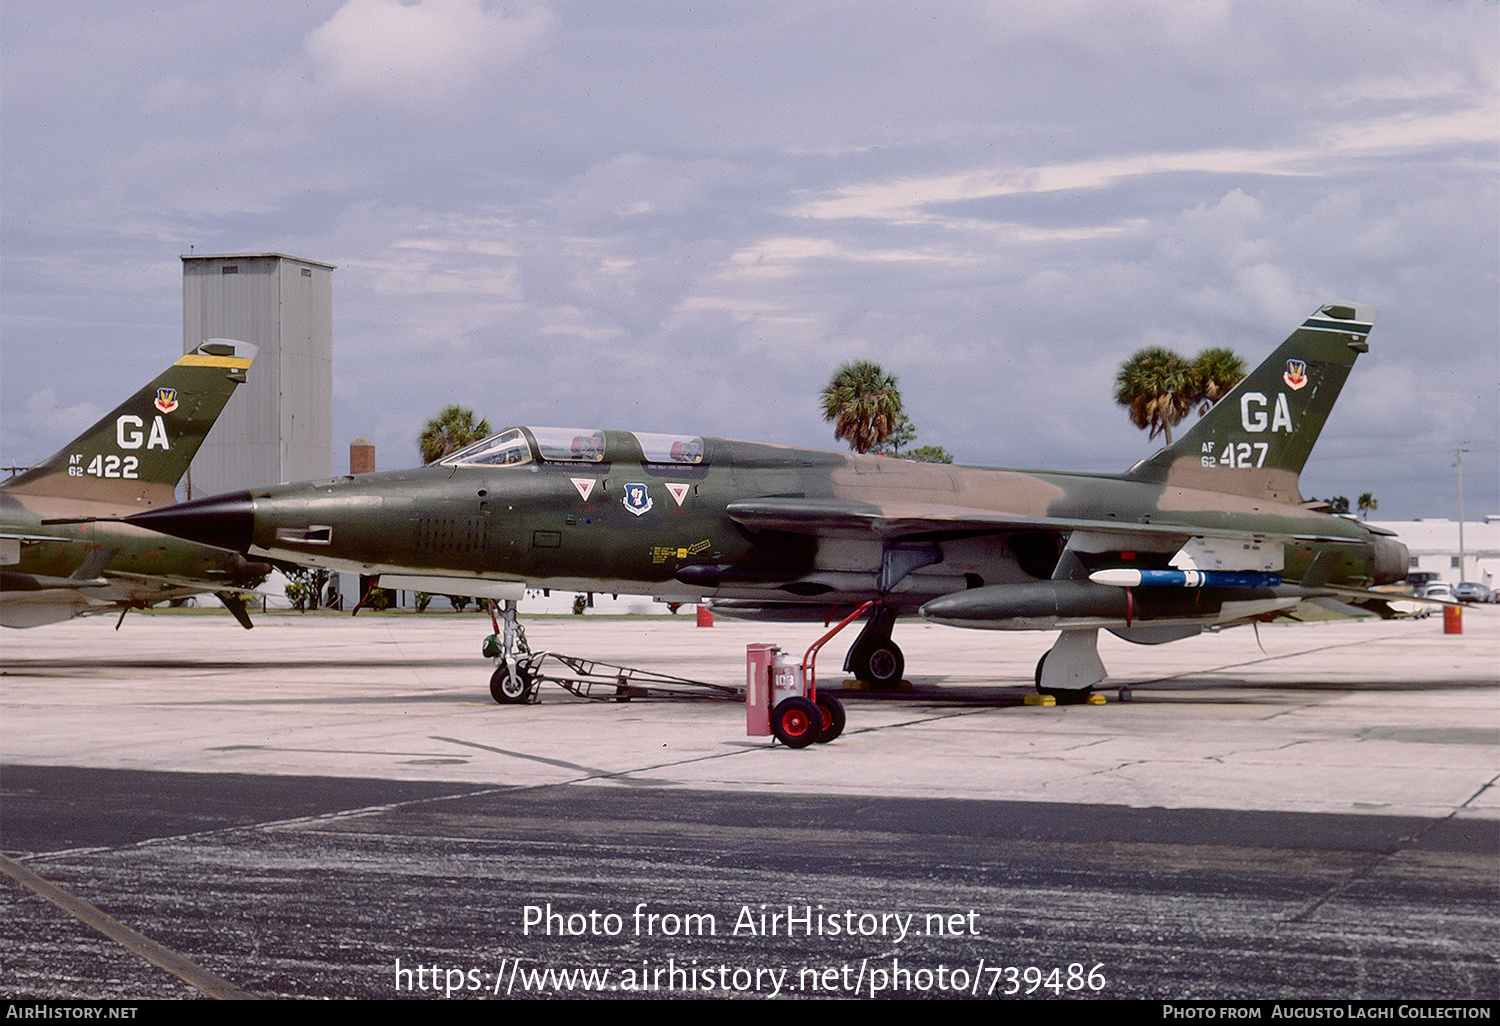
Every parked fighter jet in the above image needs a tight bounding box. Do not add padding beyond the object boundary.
[120,304,1409,700]
[2,340,269,628]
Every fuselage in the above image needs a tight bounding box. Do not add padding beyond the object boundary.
[128,427,1406,617]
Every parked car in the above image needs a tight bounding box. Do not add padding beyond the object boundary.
[1453,582,1494,604]
[1404,581,1451,617]
[1418,582,1454,602]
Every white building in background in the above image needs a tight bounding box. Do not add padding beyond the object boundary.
[1373,517,1500,587]
[182,253,335,498]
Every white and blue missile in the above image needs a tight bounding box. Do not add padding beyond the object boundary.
[1089,568,1283,589]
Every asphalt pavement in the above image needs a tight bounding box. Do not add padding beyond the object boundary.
[2,608,1496,1000]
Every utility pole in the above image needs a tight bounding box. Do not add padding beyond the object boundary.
[1454,443,1471,581]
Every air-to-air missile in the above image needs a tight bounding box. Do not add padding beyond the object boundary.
[119,304,1410,701]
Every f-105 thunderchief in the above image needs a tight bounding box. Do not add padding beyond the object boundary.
[121,304,1410,702]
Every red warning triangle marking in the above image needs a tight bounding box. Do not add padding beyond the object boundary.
[665,482,690,506]
[571,478,595,501]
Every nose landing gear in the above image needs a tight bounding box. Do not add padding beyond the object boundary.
[483,599,539,703]
[481,598,741,703]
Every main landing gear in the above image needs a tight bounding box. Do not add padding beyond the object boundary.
[843,605,904,687]
[1033,628,1107,704]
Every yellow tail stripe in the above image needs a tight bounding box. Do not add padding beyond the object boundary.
[174,354,254,369]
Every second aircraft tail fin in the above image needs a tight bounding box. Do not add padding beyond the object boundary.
[2,340,257,509]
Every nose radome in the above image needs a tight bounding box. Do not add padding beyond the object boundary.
[126,490,255,553]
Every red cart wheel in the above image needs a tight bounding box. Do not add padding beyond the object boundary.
[814,693,845,743]
[771,696,820,748]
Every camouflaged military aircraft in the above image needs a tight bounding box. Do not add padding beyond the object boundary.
[2,340,270,628]
[121,303,1410,701]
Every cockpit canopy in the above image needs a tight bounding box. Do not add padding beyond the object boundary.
[439,428,533,467]
[633,432,704,464]
[438,427,706,467]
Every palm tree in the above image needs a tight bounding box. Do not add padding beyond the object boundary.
[1189,347,1247,415]
[419,404,491,463]
[1357,493,1378,519]
[820,361,905,454]
[1113,347,1195,445]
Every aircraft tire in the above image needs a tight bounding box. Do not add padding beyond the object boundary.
[771,696,821,749]
[1033,652,1095,704]
[489,663,534,704]
[850,640,904,689]
[813,692,846,744]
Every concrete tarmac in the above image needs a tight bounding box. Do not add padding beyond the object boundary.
[2,608,1496,999]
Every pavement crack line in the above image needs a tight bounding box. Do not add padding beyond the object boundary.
[1280,769,1500,925]
[1127,629,1416,688]
[0,852,259,1000]
[429,705,1000,788]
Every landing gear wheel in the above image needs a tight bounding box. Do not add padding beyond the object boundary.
[490,663,535,704]
[771,696,821,748]
[850,640,904,688]
[813,692,846,744]
[1034,652,1093,704]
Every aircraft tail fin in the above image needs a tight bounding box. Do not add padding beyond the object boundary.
[1123,304,1374,503]
[2,340,257,509]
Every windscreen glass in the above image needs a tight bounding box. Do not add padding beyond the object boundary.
[440,428,532,467]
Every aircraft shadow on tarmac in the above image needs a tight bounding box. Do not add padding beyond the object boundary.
[5,656,1495,708]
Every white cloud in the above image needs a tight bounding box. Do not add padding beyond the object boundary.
[0,2,1494,515]
[306,0,551,107]
[721,236,967,281]
[7,390,104,464]
[794,105,1499,224]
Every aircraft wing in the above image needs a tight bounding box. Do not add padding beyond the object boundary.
[0,567,248,600]
[1263,589,1416,623]
[725,497,1365,546]
[103,570,265,595]
[1,571,108,591]
[0,564,261,629]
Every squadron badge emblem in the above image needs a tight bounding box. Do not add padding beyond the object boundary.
[623,482,653,516]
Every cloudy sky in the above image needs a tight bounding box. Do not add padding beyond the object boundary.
[2,0,1495,520]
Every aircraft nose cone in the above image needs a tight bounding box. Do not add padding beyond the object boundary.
[126,490,255,553]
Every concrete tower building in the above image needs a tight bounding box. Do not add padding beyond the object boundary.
[182,253,335,497]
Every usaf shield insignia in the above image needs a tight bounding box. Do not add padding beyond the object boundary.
[154,387,179,414]
[1283,359,1308,390]
[623,482,653,516]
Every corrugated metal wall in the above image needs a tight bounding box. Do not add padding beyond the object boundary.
[182,254,334,497]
